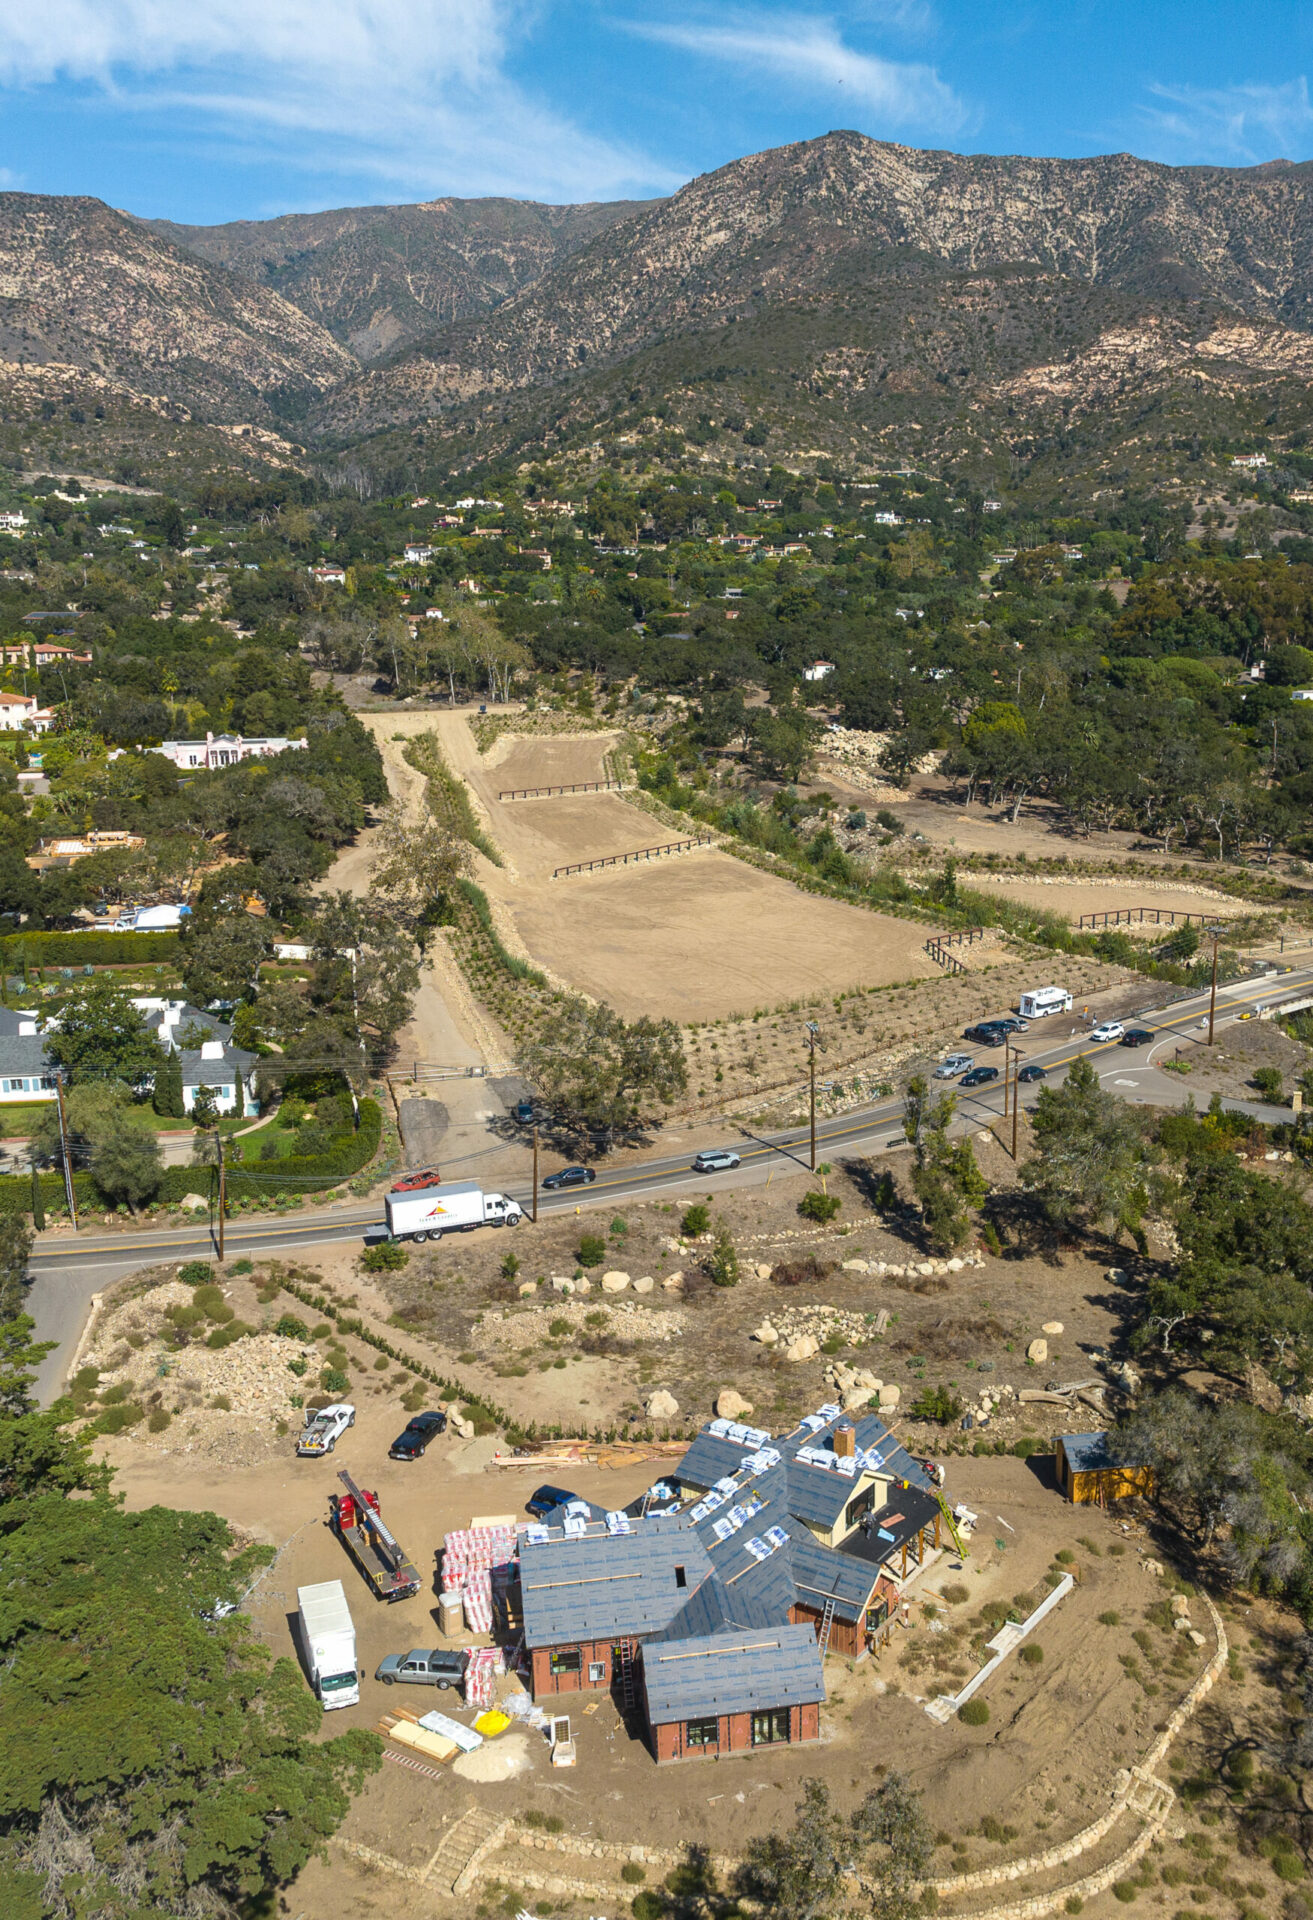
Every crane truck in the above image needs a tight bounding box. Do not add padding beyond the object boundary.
[330,1470,422,1602]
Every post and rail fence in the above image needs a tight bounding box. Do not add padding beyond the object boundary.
[498,780,625,800]
[553,836,713,879]
[1076,907,1213,930]
[924,926,985,973]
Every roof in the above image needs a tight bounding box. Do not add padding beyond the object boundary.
[519,1517,713,1645]
[0,1034,52,1076]
[1060,1432,1121,1473]
[836,1484,942,1572]
[641,1624,824,1724]
[179,1045,255,1085]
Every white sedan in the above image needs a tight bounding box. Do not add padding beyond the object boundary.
[1090,1022,1125,1044]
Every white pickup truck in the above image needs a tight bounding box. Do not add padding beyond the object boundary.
[296,1402,356,1457]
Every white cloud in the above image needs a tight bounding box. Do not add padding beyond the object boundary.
[0,1,673,202]
[1139,76,1313,165]
[632,10,965,135]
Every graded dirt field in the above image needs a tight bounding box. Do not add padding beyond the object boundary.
[511,848,939,1020]
[962,876,1250,925]
[491,790,668,870]
[479,730,615,790]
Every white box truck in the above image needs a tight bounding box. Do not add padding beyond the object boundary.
[383,1175,524,1244]
[1019,987,1073,1020]
[297,1579,359,1710]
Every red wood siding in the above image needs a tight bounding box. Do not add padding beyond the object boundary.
[529,1639,615,1700]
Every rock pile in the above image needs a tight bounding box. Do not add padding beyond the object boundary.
[480,1299,685,1348]
[839,1253,985,1278]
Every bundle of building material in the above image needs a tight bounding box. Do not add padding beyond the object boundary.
[465,1645,503,1710]
[418,1708,484,1753]
[442,1524,518,1635]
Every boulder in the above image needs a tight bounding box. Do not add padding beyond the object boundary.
[1041,1321,1064,1336]
[878,1384,901,1410]
[518,1281,538,1297]
[601,1271,630,1294]
[752,1322,779,1346]
[661,1273,684,1291]
[449,1413,475,1440]
[550,1276,575,1294]
[917,1262,935,1277]
[179,1193,209,1213]
[574,1277,591,1295]
[842,1387,876,1411]
[946,1257,965,1272]
[1106,1267,1129,1286]
[715,1388,754,1420]
[1171,1593,1191,1616]
[783,1334,820,1363]
[854,1370,882,1391]
[754,1263,773,1280]
[841,1259,870,1273]
[1142,1558,1165,1577]
[633,1276,655,1295]
[1187,1629,1207,1648]
[646,1390,679,1420]
[1026,1337,1048,1365]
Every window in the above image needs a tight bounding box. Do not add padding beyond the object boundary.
[674,1565,687,1589]
[588,1661,606,1684]
[751,1709,790,1747]
[549,1647,582,1676]
[685,1717,719,1749]
[845,1487,875,1532]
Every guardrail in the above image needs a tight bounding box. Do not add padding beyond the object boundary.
[553,836,712,878]
[1077,907,1212,930]
[498,780,624,800]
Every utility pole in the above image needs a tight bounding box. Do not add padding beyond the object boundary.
[1011,1043,1020,1163]
[1206,924,1222,1047]
[215,1129,226,1261]
[532,1125,539,1225]
[54,1074,77,1231]
[804,1022,824,1172]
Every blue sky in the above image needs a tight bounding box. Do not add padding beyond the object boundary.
[1,2,1312,223]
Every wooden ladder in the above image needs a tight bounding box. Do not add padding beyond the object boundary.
[616,1639,637,1709]
[817,1596,837,1658]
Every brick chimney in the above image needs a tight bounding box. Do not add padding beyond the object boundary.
[834,1423,856,1460]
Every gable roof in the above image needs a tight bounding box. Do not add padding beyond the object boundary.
[519,1516,713,1645]
[641,1624,824,1724]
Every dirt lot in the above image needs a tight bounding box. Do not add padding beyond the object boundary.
[960,876,1250,926]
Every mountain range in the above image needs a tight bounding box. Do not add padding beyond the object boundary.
[7,132,1313,484]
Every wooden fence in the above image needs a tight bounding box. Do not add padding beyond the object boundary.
[1076,907,1213,930]
[498,780,624,800]
[925,926,985,973]
[553,836,712,879]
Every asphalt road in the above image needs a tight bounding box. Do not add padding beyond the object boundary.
[26,961,1313,1403]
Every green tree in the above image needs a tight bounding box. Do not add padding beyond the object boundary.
[152,1047,185,1119]
[1020,1058,1152,1237]
[709,1218,740,1287]
[180,909,270,1006]
[0,1314,108,1510]
[43,979,165,1089]
[517,997,687,1138]
[33,1085,163,1211]
[904,1082,988,1253]
[0,1215,32,1320]
[735,1773,931,1920]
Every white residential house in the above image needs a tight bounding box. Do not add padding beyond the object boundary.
[0,511,29,533]
[309,563,347,585]
[802,660,836,682]
[871,511,903,526]
[403,543,434,563]
[1231,454,1270,470]
[156,732,308,771]
[0,693,55,733]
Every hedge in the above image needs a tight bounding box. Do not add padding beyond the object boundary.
[0,931,182,968]
[0,1097,384,1216]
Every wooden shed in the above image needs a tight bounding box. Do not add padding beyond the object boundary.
[1055,1432,1152,1505]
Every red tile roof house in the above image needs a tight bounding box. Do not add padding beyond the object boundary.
[511,1406,948,1764]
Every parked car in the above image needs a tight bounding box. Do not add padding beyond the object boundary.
[960,1066,1001,1089]
[1090,1022,1125,1043]
[963,1025,1006,1047]
[692,1149,741,1172]
[541,1165,596,1190]
[527,1483,581,1519]
[376,1648,469,1689]
[1120,1028,1155,1048]
[388,1410,447,1460]
[296,1403,355,1457]
[1017,1064,1048,1083]
[934,1053,974,1079]
[995,1017,1029,1033]
[514,1100,535,1124]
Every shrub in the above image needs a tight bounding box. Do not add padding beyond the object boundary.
[1113,1882,1139,1902]
[286,1356,308,1377]
[1275,1857,1306,1885]
[147,1408,171,1433]
[94,1402,143,1434]
[548,1318,572,1338]
[321,1366,350,1394]
[100,1382,131,1406]
[681,1203,710,1238]
[500,1251,520,1280]
[1066,1899,1085,1914]
[798,1189,841,1224]
[1055,1548,1075,1565]
[1253,1067,1285,1102]
[632,1894,664,1920]
[401,1384,426,1412]
[209,1393,232,1412]
[192,1285,233,1325]
[958,1699,989,1725]
[207,1322,253,1350]
[178,1260,213,1284]
[709,1219,739,1288]
[1019,1643,1044,1665]
[621,1863,646,1885]
[362,1240,409,1272]
[577,1234,606,1268]
[1098,1610,1121,1626]
[940,1583,970,1605]
[374,1354,389,1370]
[910,1384,964,1426]
[274,1313,309,1340]
[311,1322,331,1339]
[230,1258,254,1274]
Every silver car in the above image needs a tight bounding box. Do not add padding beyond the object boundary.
[692,1149,741,1172]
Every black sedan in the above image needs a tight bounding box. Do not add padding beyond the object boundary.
[388,1410,447,1459]
[541,1164,597,1190]
[1017,1063,1048,1083]
[1120,1028,1155,1048]
[960,1066,1001,1089]
[527,1483,581,1519]
[963,1028,1007,1048]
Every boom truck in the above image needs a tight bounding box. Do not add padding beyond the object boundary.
[330,1470,422,1601]
[382,1170,524,1243]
